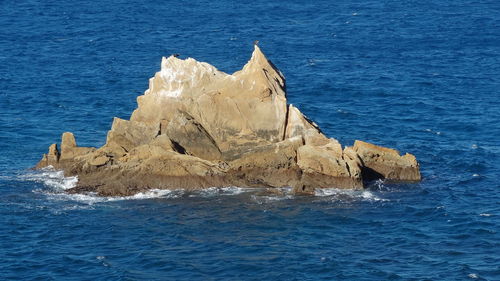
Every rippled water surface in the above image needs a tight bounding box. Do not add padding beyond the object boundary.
[1,0,499,280]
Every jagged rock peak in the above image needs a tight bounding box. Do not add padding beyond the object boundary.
[142,45,285,100]
[239,45,286,90]
[130,45,289,145]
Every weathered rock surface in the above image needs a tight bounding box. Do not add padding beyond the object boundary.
[353,140,421,182]
[36,45,421,196]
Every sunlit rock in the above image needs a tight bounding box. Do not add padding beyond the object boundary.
[36,45,421,196]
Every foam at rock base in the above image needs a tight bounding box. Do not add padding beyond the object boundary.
[314,188,387,202]
[22,166,78,190]
[21,167,388,204]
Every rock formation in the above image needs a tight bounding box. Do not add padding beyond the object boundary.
[36,46,421,196]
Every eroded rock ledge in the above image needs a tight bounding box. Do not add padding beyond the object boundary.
[36,46,421,196]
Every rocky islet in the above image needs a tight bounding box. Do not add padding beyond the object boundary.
[36,46,421,196]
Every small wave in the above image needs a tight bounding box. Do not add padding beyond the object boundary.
[424,128,442,135]
[479,213,492,217]
[189,186,262,198]
[33,188,183,205]
[315,188,387,202]
[367,178,389,191]
[250,187,294,204]
[251,194,294,204]
[23,167,183,204]
[41,186,261,205]
[21,166,77,190]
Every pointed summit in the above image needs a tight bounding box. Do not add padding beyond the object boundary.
[235,44,286,97]
[242,45,281,75]
[248,44,268,67]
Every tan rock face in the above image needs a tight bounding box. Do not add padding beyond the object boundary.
[296,139,363,191]
[165,111,222,161]
[59,132,95,162]
[353,140,421,181]
[36,143,59,169]
[36,46,421,196]
[129,46,287,151]
[106,118,159,152]
[284,105,323,141]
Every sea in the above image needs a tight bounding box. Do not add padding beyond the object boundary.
[0,0,499,280]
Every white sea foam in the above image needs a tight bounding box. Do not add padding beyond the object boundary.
[21,166,78,190]
[23,167,184,204]
[251,194,295,204]
[250,186,386,204]
[23,167,387,204]
[249,187,293,204]
[370,178,387,191]
[315,188,387,202]
[34,188,183,205]
[190,186,261,198]
[220,186,260,195]
[424,128,442,135]
[47,186,259,204]
[189,187,218,198]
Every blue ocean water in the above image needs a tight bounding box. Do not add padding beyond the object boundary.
[1,0,499,279]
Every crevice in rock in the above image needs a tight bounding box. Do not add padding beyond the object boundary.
[282,104,290,141]
[193,121,222,154]
[54,145,61,162]
[261,55,286,93]
[357,155,384,182]
[179,110,222,154]
[262,69,280,96]
[345,161,351,177]
[360,166,385,182]
[156,123,161,137]
[171,140,187,155]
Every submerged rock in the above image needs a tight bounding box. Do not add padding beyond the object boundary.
[36,45,421,196]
